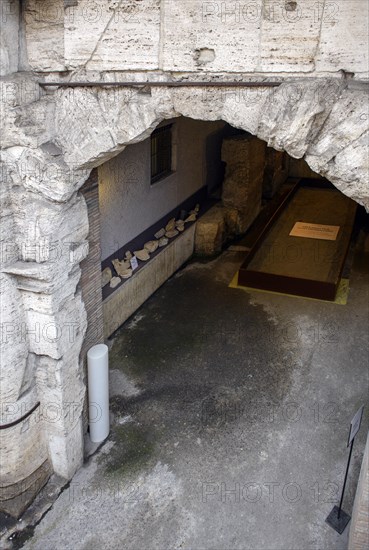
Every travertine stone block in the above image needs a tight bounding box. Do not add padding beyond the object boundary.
[222,135,265,234]
[195,206,225,256]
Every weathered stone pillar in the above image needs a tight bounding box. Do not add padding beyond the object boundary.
[0,162,88,515]
[221,134,266,235]
[0,272,51,517]
[1,136,90,515]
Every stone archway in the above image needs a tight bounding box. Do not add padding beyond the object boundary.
[54,78,368,206]
[1,76,368,516]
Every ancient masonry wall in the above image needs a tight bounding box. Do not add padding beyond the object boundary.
[0,0,368,517]
[1,73,369,517]
[16,0,369,78]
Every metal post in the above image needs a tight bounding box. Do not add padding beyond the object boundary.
[337,438,354,518]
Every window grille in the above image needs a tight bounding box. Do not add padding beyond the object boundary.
[151,124,173,184]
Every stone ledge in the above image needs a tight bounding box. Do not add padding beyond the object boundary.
[103,224,196,338]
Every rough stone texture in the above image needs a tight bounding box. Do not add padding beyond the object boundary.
[1,75,369,515]
[155,228,165,239]
[1,0,369,516]
[162,0,261,72]
[165,218,176,231]
[263,148,289,199]
[195,206,225,256]
[259,0,322,73]
[0,460,52,518]
[46,78,368,209]
[222,206,240,237]
[0,170,89,505]
[1,89,89,514]
[64,0,161,71]
[184,214,197,223]
[23,1,369,78]
[144,240,159,253]
[158,237,169,247]
[25,0,66,72]
[316,0,369,75]
[134,249,150,262]
[305,88,369,206]
[101,267,112,287]
[165,229,179,239]
[112,259,131,277]
[257,79,343,158]
[0,272,50,517]
[110,276,121,288]
[0,0,19,76]
[222,135,265,234]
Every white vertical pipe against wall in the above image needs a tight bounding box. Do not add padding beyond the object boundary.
[87,344,110,443]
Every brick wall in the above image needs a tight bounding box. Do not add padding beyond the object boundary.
[79,169,105,431]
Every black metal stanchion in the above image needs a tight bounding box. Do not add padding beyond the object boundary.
[326,405,364,534]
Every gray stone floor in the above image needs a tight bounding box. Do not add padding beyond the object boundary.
[21,233,369,550]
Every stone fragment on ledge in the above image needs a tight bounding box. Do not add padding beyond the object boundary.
[125,251,133,260]
[165,229,179,239]
[165,218,176,231]
[121,269,132,279]
[144,240,159,253]
[110,276,121,289]
[112,259,131,277]
[185,213,197,223]
[101,267,112,287]
[134,249,150,261]
[221,134,264,234]
[154,228,165,239]
[158,237,169,247]
[176,220,185,232]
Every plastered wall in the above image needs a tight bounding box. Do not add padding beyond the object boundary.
[98,117,226,260]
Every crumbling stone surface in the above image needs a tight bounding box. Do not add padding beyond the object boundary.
[101,267,112,287]
[25,0,66,72]
[0,0,19,76]
[0,272,50,517]
[1,0,368,521]
[195,206,225,256]
[110,276,121,288]
[1,64,369,516]
[134,249,150,261]
[38,78,367,209]
[222,135,265,234]
[21,0,369,78]
[144,240,159,254]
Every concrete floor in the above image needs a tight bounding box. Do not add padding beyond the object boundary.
[20,231,369,550]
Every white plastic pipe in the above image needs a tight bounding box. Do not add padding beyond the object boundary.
[87,344,110,443]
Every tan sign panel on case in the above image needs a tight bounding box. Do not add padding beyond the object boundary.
[289,222,340,241]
